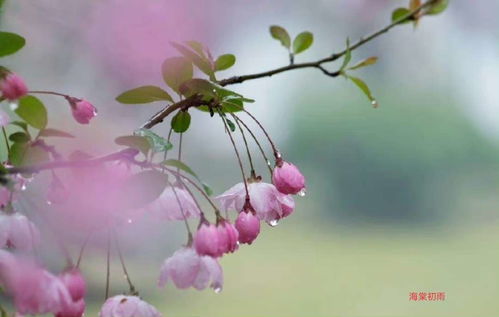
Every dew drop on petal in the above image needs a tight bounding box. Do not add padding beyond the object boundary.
[268,219,279,227]
[298,188,307,197]
[214,287,222,294]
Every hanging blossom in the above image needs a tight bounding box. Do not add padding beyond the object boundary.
[0,212,40,251]
[143,184,200,221]
[0,73,28,101]
[99,295,162,317]
[0,251,85,316]
[158,247,223,292]
[66,97,97,124]
[272,160,306,195]
[216,180,295,225]
[193,219,238,258]
[235,209,260,244]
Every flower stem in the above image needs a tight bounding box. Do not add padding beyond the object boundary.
[168,180,193,239]
[113,230,137,296]
[230,113,256,178]
[105,231,111,300]
[28,90,70,98]
[76,231,93,268]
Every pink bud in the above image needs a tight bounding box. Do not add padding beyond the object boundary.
[55,299,85,317]
[194,223,219,257]
[216,221,238,255]
[235,211,260,245]
[0,73,27,100]
[69,98,97,124]
[59,269,86,301]
[272,161,305,195]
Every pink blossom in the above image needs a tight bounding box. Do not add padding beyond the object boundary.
[272,161,305,195]
[0,109,10,127]
[235,211,260,244]
[59,269,86,301]
[99,295,162,317]
[215,181,295,225]
[194,222,219,257]
[0,73,27,100]
[144,185,200,221]
[216,220,239,255]
[68,98,97,124]
[55,299,85,317]
[0,252,74,315]
[158,247,223,292]
[0,212,40,251]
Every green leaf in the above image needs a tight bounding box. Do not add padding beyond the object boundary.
[15,96,47,130]
[226,118,236,132]
[119,170,169,209]
[171,111,191,133]
[269,25,291,49]
[8,142,26,166]
[347,75,377,107]
[115,135,151,155]
[134,128,173,153]
[9,121,29,133]
[116,86,173,104]
[348,57,379,71]
[0,32,26,57]
[215,54,236,71]
[9,132,29,143]
[39,128,74,138]
[185,41,207,57]
[292,31,313,54]
[179,78,217,99]
[171,42,215,79]
[340,38,352,72]
[162,57,193,94]
[427,0,449,15]
[163,159,213,196]
[391,8,413,23]
[21,144,50,166]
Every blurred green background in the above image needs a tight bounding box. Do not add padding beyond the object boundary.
[1,0,499,316]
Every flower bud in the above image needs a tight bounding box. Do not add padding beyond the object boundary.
[59,269,86,301]
[235,210,260,245]
[0,73,27,100]
[194,222,219,257]
[68,98,97,124]
[272,161,305,195]
[216,220,238,255]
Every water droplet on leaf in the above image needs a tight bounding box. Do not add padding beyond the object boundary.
[371,100,379,108]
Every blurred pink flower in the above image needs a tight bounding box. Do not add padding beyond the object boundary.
[68,99,97,125]
[0,212,40,251]
[144,185,200,221]
[216,181,295,225]
[99,295,162,317]
[158,247,223,292]
[59,269,86,302]
[194,222,219,257]
[235,211,260,244]
[0,73,27,101]
[272,161,305,195]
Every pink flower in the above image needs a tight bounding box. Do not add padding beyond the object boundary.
[216,220,239,255]
[68,98,97,124]
[0,109,10,127]
[55,299,85,317]
[194,222,219,257]
[158,247,223,292]
[272,161,305,195]
[59,269,86,301]
[0,252,74,315]
[235,211,260,244]
[144,185,200,221]
[0,212,40,251]
[99,295,162,317]
[0,73,27,100]
[215,181,295,225]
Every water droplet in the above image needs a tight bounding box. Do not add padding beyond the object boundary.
[127,218,133,224]
[266,160,271,167]
[268,219,279,227]
[298,188,306,197]
[20,184,27,191]
[9,102,18,111]
[214,286,222,293]
[371,100,379,108]
[276,152,282,159]
[46,200,52,205]
[236,241,240,246]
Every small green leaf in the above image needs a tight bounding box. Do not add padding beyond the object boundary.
[9,121,29,133]
[171,42,215,79]
[9,132,29,143]
[215,54,236,71]
[202,183,213,196]
[8,142,26,166]
[269,25,291,49]
[226,118,236,132]
[0,32,26,57]
[162,57,193,94]
[427,0,449,15]
[292,31,313,54]
[171,111,191,133]
[179,78,217,99]
[39,128,74,138]
[163,159,213,196]
[391,8,413,23]
[348,57,379,71]
[347,75,377,107]
[15,96,47,130]
[340,38,352,72]
[116,86,173,104]
[185,41,207,57]
[115,135,151,155]
[120,170,169,209]
[134,128,173,153]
